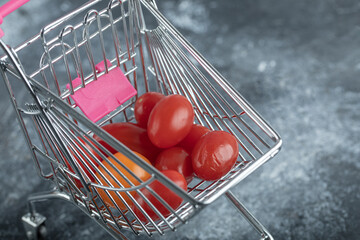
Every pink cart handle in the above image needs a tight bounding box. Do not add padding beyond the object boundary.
[0,0,30,37]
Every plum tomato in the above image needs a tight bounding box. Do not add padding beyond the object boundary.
[93,122,161,163]
[155,147,194,183]
[192,131,239,181]
[132,170,187,222]
[134,92,165,128]
[147,94,194,148]
[178,124,210,153]
[95,151,151,210]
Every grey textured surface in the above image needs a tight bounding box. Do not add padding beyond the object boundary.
[0,0,360,239]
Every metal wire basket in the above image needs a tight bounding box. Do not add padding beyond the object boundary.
[0,0,282,239]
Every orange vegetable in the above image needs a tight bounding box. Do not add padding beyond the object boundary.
[65,136,101,190]
[95,152,151,210]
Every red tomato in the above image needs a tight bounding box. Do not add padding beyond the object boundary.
[93,122,161,163]
[132,170,187,222]
[155,147,194,183]
[66,137,101,189]
[178,124,210,153]
[148,94,194,148]
[134,92,165,128]
[192,131,239,181]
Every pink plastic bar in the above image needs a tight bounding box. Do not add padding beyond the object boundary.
[0,0,30,37]
[66,60,137,122]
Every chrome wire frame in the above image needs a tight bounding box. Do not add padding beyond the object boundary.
[0,0,281,239]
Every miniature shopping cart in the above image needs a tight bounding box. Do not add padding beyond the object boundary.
[0,0,282,239]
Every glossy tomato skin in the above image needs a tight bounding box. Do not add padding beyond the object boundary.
[132,170,187,222]
[178,124,210,153]
[93,122,161,163]
[148,94,194,148]
[192,131,239,181]
[95,152,151,210]
[155,147,194,183]
[134,92,165,128]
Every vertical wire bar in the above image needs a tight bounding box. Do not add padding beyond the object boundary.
[144,31,163,93]
[151,44,179,94]
[133,0,146,32]
[72,27,86,88]
[84,11,99,81]
[108,2,122,67]
[97,15,109,73]
[121,1,131,59]
[124,0,138,93]
[128,0,138,92]
[41,40,62,96]
[60,37,75,95]
[109,0,132,92]
[59,26,84,92]
[134,0,151,93]
[147,36,171,95]
[117,2,129,75]
[39,56,51,89]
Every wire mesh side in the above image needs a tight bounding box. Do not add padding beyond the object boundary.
[143,24,281,204]
[23,0,139,121]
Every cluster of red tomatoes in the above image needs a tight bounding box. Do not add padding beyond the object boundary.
[67,92,239,223]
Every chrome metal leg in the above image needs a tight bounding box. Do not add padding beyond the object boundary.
[22,189,129,240]
[225,191,274,240]
[22,189,71,240]
[26,189,71,217]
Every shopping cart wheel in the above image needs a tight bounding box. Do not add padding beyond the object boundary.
[22,213,47,240]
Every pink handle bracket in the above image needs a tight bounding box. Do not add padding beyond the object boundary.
[0,0,30,38]
[66,60,137,123]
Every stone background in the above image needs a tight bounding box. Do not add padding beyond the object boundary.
[0,0,359,239]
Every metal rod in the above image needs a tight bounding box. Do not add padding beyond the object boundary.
[27,189,71,218]
[225,191,274,240]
